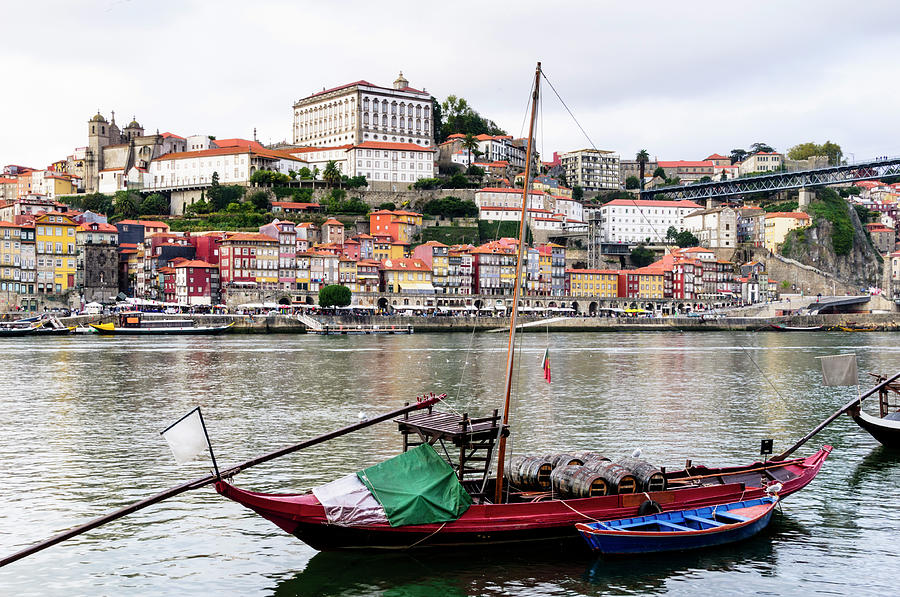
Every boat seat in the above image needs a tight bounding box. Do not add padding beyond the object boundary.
[714,512,748,523]
[683,515,725,527]
[655,520,694,532]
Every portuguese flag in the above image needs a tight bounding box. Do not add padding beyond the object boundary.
[541,347,551,384]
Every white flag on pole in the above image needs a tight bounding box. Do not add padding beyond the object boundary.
[161,407,210,464]
[818,354,859,387]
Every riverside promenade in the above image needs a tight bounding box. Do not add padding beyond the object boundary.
[51,311,900,333]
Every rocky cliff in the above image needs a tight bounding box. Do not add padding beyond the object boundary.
[780,188,882,289]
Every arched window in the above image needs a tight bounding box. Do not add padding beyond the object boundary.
[399,117,405,129]
[363,113,369,125]
[372,101,378,114]
[416,118,421,131]
[382,100,388,112]
[416,105,422,117]
[391,102,397,114]
[382,114,388,127]
[391,116,396,128]
[364,98,369,111]
[408,104,414,116]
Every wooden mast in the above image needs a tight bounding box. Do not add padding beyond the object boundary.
[494,61,541,504]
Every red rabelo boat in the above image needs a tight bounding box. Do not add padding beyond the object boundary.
[215,62,832,551]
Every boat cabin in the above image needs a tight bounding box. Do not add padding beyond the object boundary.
[116,311,194,329]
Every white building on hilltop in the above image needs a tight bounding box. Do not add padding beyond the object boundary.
[292,73,434,149]
[599,198,704,244]
[146,145,307,215]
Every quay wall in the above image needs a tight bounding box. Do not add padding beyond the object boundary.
[38,311,900,334]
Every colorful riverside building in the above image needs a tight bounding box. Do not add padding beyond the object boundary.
[369,209,423,245]
[174,260,220,305]
[0,221,24,298]
[379,258,434,294]
[625,266,665,299]
[34,211,77,293]
[218,232,279,291]
[566,269,619,297]
[411,240,450,293]
[259,220,297,290]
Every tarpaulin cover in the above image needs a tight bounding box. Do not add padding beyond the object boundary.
[312,473,389,527]
[357,444,472,527]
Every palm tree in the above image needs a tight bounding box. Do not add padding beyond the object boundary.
[636,149,650,190]
[322,160,342,188]
[461,133,479,170]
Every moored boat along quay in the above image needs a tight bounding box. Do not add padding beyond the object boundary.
[29,310,900,333]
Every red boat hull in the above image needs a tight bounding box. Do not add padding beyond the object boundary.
[215,446,831,551]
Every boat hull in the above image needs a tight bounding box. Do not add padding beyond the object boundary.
[90,322,234,335]
[576,497,777,555]
[215,446,830,552]
[769,324,823,332]
[0,327,34,337]
[851,410,900,448]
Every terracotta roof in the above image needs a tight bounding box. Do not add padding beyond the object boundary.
[379,258,430,271]
[657,161,715,168]
[213,138,263,150]
[477,187,545,195]
[77,222,117,233]
[705,154,729,160]
[221,232,278,243]
[160,132,185,140]
[289,144,353,154]
[604,199,703,209]
[118,219,169,228]
[352,141,435,152]
[154,146,307,163]
[421,240,448,247]
[174,260,218,268]
[323,218,344,226]
[567,268,619,274]
[765,211,810,220]
[272,201,320,209]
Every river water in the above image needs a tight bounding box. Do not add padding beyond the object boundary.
[0,331,898,596]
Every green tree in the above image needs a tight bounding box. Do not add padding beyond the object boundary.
[465,164,485,177]
[140,193,168,215]
[249,169,291,185]
[318,284,351,308]
[749,142,775,154]
[423,196,479,218]
[730,149,749,164]
[81,192,114,215]
[377,202,396,211]
[440,94,506,139]
[674,230,700,248]
[665,226,678,243]
[432,99,444,143]
[787,141,843,166]
[247,190,270,212]
[297,167,313,179]
[322,160,342,187]
[635,149,650,190]
[698,176,712,183]
[630,244,655,267]
[625,176,640,190]
[447,172,469,188]
[461,133,479,169]
[113,191,139,218]
[572,185,584,201]
[652,166,666,179]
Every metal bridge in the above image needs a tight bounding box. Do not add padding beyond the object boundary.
[639,157,900,201]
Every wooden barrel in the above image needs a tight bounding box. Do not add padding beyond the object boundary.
[581,460,637,494]
[543,453,584,469]
[614,457,667,492]
[572,451,609,463]
[550,465,609,498]
[504,455,554,490]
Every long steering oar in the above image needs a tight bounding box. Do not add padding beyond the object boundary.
[0,394,444,568]
[773,372,900,461]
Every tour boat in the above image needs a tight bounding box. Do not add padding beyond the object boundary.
[214,63,833,552]
[90,311,234,335]
[575,496,778,555]
[0,322,37,337]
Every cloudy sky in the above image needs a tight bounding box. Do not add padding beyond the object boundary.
[3,0,900,168]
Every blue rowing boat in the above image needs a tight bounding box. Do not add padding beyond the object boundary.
[575,495,778,555]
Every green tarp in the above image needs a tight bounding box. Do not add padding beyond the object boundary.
[357,444,472,527]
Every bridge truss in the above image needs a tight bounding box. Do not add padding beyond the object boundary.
[640,157,900,201]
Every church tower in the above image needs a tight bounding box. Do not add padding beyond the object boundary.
[123,116,144,140]
[86,111,110,193]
